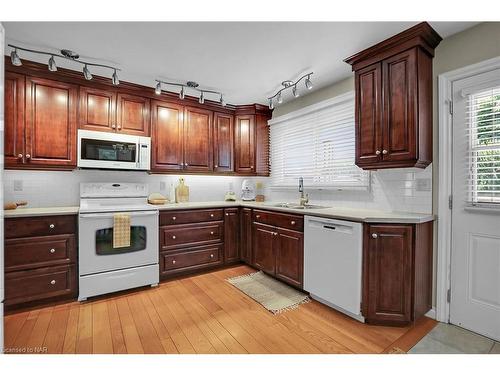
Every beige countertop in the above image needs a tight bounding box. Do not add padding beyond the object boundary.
[3,201,434,223]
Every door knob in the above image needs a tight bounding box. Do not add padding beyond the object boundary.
[50,248,56,253]
[375,150,381,155]
[372,233,378,239]
[382,149,388,155]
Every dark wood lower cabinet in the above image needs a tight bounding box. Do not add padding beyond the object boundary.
[252,222,277,274]
[224,208,240,264]
[275,228,303,288]
[362,222,433,325]
[240,208,252,264]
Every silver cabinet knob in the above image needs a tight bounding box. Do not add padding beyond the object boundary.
[117,125,122,130]
[49,224,55,229]
[172,260,176,264]
[185,162,189,167]
[25,154,31,159]
[251,165,254,169]
[372,233,378,239]
[256,215,260,219]
[274,232,278,236]
[291,221,296,225]
[17,154,23,159]
[210,254,214,258]
[215,165,218,168]
[210,231,214,235]
[50,280,56,285]
[210,214,214,218]
[172,216,176,221]
[382,149,388,155]
[50,248,56,253]
[111,124,116,129]
[172,235,176,239]
[225,213,229,216]
[375,150,381,155]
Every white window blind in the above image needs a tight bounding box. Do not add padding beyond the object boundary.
[467,85,500,205]
[269,93,369,189]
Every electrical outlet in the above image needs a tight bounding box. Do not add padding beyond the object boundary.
[13,180,23,192]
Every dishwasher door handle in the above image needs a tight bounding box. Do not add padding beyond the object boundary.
[323,225,337,230]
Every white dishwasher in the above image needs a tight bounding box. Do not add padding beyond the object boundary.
[304,215,364,322]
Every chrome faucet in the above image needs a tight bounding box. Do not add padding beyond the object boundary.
[298,177,309,207]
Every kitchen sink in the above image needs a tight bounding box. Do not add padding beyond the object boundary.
[271,203,331,210]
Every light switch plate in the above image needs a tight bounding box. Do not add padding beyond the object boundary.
[13,180,23,192]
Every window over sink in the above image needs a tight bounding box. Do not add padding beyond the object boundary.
[268,92,369,190]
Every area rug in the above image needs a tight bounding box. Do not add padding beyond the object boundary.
[226,271,310,314]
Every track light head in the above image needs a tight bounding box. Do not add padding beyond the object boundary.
[277,91,283,104]
[305,75,313,90]
[48,55,57,72]
[179,87,185,100]
[155,81,162,95]
[11,49,22,66]
[292,85,300,98]
[220,94,226,107]
[269,98,274,110]
[112,70,119,86]
[83,64,93,80]
[199,91,205,104]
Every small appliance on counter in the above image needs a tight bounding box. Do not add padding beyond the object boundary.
[241,179,256,201]
[225,182,237,201]
[175,178,189,203]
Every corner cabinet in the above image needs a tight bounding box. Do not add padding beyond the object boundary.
[362,221,433,325]
[345,22,441,170]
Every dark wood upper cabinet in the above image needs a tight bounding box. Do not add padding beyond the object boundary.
[25,77,78,168]
[183,106,213,172]
[275,228,303,288]
[235,114,256,174]
[4,72,25,167]
[79,87,116,132]
[224,208,240,264]
[116,93,150,136]
[345,22,441,169]
[213,112,234,172]
[362,221,433,326]
[151,100,184,171]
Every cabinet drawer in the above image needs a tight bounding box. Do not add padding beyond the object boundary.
[5,234,76,272]
[5,215,77,239]
[161,222,223,250]
[160,209,224,225]
[253,210,304,231]
[161,244,222,274]
[5,265,76,306]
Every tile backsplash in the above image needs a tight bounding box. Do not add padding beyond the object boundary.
[3,165,432,214]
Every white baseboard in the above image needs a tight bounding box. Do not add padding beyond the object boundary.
[425,308,436,320]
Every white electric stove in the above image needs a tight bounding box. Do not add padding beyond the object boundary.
[78,183,159,301]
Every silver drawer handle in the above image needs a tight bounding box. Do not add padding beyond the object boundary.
[172,216,176,221]
[372,233,378,239]
[172,260,176,264]
[50,280,56,285]
[50,248,56,253]
[49,224,55,229]
[172,235,176,239]
[291,221,296,225]
[210,254,214,258]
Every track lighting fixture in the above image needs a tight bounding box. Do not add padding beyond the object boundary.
[268,72,314,109]
[83,65,93,81]
[112,69,119,86]
[8,44,121,84]
[48,55,57,72]
[10,49,22,66]
[154,79,226,107]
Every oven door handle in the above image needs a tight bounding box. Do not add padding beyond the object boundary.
[79,211,158,219]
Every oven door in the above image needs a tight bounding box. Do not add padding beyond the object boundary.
[77,130,144,170]
[78,210,159,276]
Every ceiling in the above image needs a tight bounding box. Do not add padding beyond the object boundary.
[4,22,477,105]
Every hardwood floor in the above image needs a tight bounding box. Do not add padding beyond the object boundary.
[3,265,437,354]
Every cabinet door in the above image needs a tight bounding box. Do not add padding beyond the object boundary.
[275,228,303,288]
[213,112,234,172]
[382,48,417,162]
[252,222,276,274]
[184,106,213,172]
[4,72,25,167]
[116,93,150,136]
[240,208,252,264]
[25,77,78,168]
[151,100,184,171]
[224,208,240,264]
[79,87,116,132]
[235,115,255,174]
[364,224,413,324]
[355,63,382,167]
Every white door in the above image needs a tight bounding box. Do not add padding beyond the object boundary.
[450,68,500,341]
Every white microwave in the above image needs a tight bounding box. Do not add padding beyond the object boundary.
[77,130,151,171]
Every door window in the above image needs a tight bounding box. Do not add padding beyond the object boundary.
[95,226,147,255]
